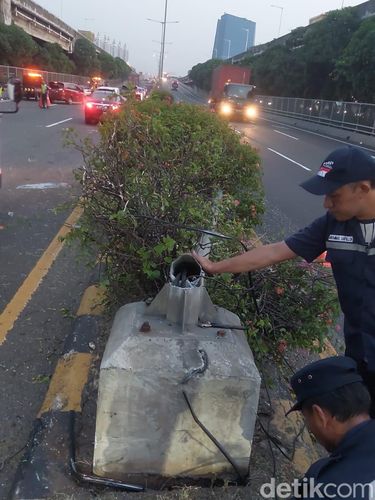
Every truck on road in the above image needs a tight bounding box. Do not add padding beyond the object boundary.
[22,71,44,100]
[209,65,257,121]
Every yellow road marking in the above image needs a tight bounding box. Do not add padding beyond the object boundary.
[0,205,83,345]
[38,352,93,416]
[77,285,106,316]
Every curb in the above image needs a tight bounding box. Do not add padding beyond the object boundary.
[10,285,105,500]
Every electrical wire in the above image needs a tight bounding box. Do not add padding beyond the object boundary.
[182,391,246,485]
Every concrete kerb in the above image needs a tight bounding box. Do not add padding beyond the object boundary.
[10,284,105,500]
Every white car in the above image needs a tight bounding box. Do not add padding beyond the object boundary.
[96,86,120,94]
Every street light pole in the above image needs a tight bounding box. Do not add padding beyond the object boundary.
[243,28,250,51]
[224,38,231,59]
[147,0,179,80]
[160,0,168,80]
[270,4,284,38]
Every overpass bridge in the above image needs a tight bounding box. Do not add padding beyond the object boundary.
[1,0,87,52]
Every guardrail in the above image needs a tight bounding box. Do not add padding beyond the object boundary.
[0,64,89,86]
[255,95,375,137]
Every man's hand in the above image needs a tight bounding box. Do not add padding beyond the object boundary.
[191,251,217,275]
[192,242,296,275]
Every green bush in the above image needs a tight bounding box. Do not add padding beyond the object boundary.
[206,256,339,356]
[67,99,338,356]
[68,100,263,301]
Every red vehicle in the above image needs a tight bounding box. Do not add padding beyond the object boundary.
[84,89,125,124]
[48,81,85,104]
[209,65,257,121]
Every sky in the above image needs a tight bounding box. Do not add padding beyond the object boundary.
[35,0,366,76]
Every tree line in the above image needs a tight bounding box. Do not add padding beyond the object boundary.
[0,24,132,80]
[189,8,375,103]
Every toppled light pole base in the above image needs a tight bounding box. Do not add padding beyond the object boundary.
[93,255,261,482]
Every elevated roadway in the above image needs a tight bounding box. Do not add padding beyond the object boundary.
[0,0,97,52]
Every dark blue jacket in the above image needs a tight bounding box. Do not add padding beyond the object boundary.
[296,420,375,499]
[286,213,375,371]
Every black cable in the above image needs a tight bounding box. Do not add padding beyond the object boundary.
[68,411,145,492]
[182,391,246,485]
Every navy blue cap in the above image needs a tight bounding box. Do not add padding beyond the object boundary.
[286,356,363,416]
[300,146,375,195]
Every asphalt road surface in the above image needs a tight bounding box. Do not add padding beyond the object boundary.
[0,99,97,496]
[1,89,374,496]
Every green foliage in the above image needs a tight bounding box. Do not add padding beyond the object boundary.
[114,57,132,80]
[188,59,222,91]
[67,100,264,303]
[0,24,38,67]
[148,89,174,103]
[335,16,375,102]
[206,258,339,356]
[33,43,76,73]
[66,99,339,355]
[72,38,100,76]
[301,9,360,98]
[241,45,305,97]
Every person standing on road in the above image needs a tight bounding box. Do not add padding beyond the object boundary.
[193,145,375,415]
[39,80,49,109]
[286,356,375,499]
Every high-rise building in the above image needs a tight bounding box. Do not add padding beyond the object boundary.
[212,13,256,60]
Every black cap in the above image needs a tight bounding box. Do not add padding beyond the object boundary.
[286,356,363,416]
[300,146,375,195]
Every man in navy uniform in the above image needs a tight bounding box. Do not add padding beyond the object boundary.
[194,146,375,414]
[286,356,375,499]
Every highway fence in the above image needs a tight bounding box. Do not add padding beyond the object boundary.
[0,64,89,86]
[255,95,375,137]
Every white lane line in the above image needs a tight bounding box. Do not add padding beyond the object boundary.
[268,148,311,171]
[274,129,299,140]
[261,117,375,154]
[46,118,72,128]
[16,182,70,190]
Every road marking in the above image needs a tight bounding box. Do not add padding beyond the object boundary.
[261,117,375,154]
[0,204,83,345]
[45,117,72,128]
[268,147,311,171]
[77,285,106,316]
[38,352,93,415]
[16,182,69,190]
[273,129,299,140]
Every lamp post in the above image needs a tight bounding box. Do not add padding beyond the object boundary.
[147,0,179,80]
[270,4,284,38]
[224,38,231,59]
[243,28,250,51]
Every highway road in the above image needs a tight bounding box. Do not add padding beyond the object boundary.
[0,99,96,495]
[1,87,375,495]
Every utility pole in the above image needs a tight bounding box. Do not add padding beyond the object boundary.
[147,0,178,80]
[270,4,284,38]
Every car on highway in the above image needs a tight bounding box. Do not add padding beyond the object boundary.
[171,80,179,91]
[48,81,85,104]
[84,89,126,124]
[96,86,120,95]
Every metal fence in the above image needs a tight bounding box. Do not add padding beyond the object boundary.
[255,95,375,137]
[0,64,89,86]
